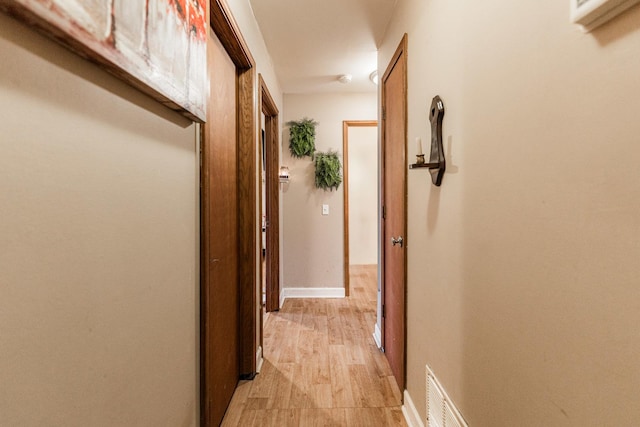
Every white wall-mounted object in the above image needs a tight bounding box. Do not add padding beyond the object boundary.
[279,165,290,183]
[338,74,352,84]
[322,204,330,215]
[571,0,640,31]
[369,70,379,85]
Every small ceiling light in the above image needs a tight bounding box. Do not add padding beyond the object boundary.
[369,70,379,85]
[338,74,352,84]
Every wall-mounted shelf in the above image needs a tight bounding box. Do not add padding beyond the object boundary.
[409,162,440,170]
[409,95,446,186]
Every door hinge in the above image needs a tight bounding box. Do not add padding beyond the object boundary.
[198,127,204,168]
[382,205,386,220]
[382,107,386,120]
[382,304,386,318]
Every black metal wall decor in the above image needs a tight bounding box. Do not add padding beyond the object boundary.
[409,95,446,186]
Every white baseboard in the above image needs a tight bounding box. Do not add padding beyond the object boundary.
[256,346,263,373]
[280,287,345,301]
[373,323,382,349]
[402,389,425,427]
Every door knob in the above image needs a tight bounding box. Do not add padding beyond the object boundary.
[391,236,404,247]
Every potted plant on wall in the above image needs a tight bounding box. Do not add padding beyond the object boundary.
[286,117,318,158]
[314,150,342,191]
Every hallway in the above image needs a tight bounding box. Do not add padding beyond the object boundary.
[221,265,406,426]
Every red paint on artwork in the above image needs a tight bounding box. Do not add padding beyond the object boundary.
[169,0,206,41]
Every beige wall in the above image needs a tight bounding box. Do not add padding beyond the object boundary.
[348,125,378,265]
[227,0,283,105]
[380,1,640,425]
[282,93,377,289]
[0,14,199,427]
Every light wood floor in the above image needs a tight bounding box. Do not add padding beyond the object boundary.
[221,265,407,426]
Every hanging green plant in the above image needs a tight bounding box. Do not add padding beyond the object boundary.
[314,150,342,191]
[286,117,318,158]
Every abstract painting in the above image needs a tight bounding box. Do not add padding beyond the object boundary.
[0,0,208,122]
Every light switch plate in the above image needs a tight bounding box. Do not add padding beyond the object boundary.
[322,204,329,215]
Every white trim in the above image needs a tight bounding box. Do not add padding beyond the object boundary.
[256,346,263,373]
[280,287,345,301]
[426,365,468,427]
[373,322,382,349]
[571,0,640,31]
[402,389,425,427]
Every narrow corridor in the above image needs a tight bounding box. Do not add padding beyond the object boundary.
[221,265,406,426]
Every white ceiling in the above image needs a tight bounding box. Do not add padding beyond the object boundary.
[249,0,398,94]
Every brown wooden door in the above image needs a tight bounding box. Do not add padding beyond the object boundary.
[381,34,408,393]
[260,76,281,313]
[201,30,239,426]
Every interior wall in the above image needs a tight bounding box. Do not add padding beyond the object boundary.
[227,0,283,105]
[0,14,199,427]
[282,93,377,290]
[379,1,640,425]
[348,125,378,265]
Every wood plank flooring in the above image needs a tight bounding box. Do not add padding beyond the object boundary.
[221,265,406,426]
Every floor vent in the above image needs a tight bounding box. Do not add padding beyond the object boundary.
[426,365,468,427]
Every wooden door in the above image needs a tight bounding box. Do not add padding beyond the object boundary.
[201,29,239,426]
[381,34,408,393]
[260,75,280,313]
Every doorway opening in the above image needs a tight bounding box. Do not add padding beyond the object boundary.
[343,120,379,297]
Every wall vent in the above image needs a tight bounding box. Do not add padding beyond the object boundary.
[426,365,468,427]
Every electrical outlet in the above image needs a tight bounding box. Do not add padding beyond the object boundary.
[322,204,329,215]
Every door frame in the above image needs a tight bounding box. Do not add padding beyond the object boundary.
[201,1,257,424]
[380,34,408,390]
[343,120,378,297]
[259,74,280,314]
